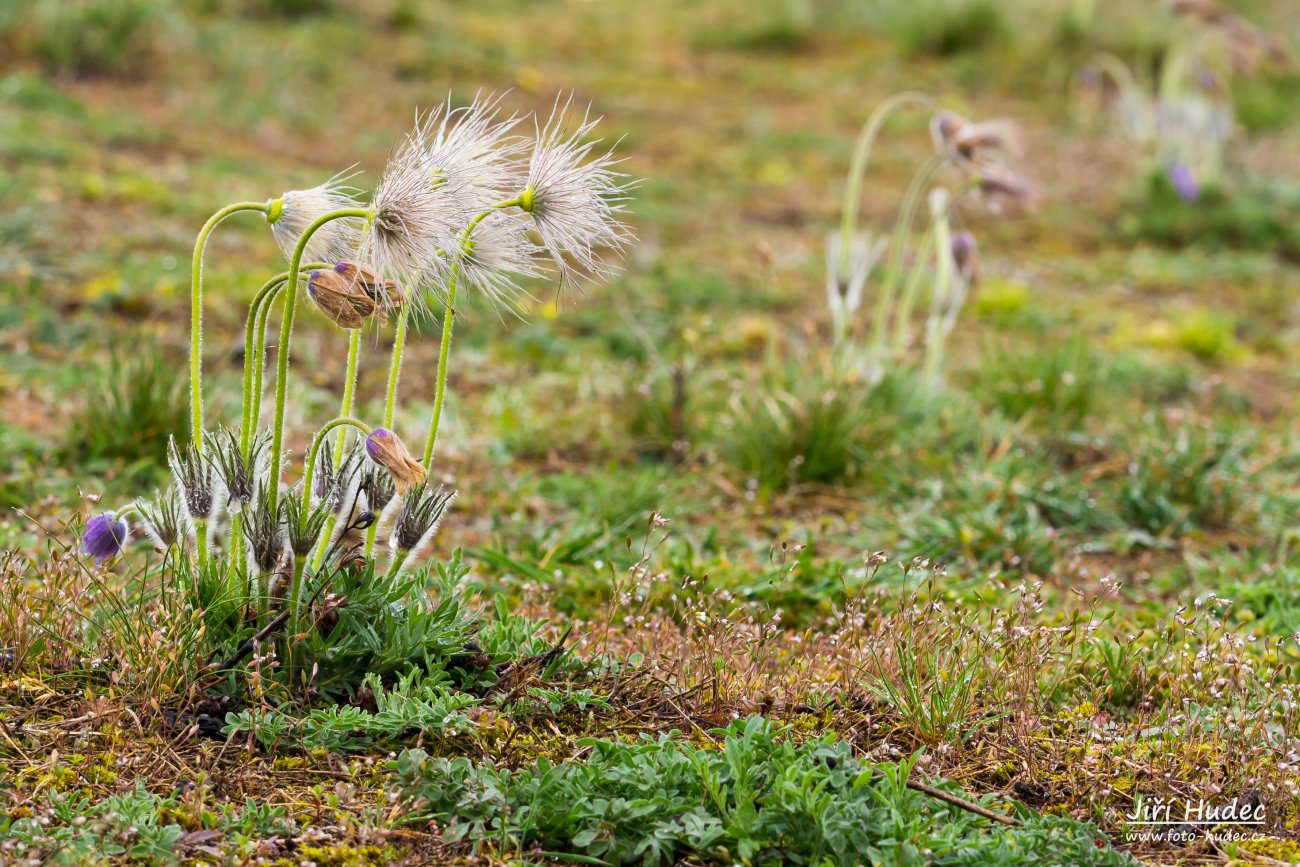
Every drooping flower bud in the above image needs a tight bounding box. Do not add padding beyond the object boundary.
[950,231,981,288]
[82,512,129,563]
[364,428,427,495]
[307,268,378,329]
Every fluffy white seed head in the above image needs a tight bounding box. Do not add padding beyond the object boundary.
[420,93,527,212]
[521,96,633,287]
[453,211,544,313]
[362,131,463,313]
[268,173,365,265]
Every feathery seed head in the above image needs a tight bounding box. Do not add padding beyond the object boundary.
[420,93,527,208]
[267,174,365,264]
[209,429,264,507]
[364,131,462,309]
[522,96,633,287]
[82,512,129,563]
[365,428,427,494]
[453,211,544,311]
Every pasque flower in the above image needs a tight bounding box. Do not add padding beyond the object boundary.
[391,482,457,557]
[950,231,981,287]
[363,131,463,309]
[83,512,129,563]
[365,428,427,494]
[519,97,632,285]
[267,174,365,264]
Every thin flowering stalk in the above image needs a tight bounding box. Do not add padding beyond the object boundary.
[419,199,521,468]
[239,266,329,454]
[837,92,936,278]
[190,201,270,455]
[867,155,946,368]
[266,207,373,519]
[893,181,977,354]
[366,303,411,556]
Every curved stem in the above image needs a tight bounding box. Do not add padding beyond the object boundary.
[838,92,936,277]
[365,306,409,557]
[239,265,329,454]
[336,331,363,461]
[300,416,372,527]
[190,202,269,455]
[265,208,371,520]
[892,227,937,356]
[419,197,521,469]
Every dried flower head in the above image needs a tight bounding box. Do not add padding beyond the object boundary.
[168,436,220,521]
[360,465,397,514]
[520,96,632,286]
[284,484,332,558]
[314,440,367,515]
[391,482,457,556]
[267,174,365,264]
[136,488,190,551]
[365,428,427,495]
[82,512,128,563]
[334,260,406,310]
[307,267,380,329]
[975,165,1036,215]
[209,429,266,508]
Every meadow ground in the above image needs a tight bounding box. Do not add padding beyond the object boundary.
[4,0,1300,864]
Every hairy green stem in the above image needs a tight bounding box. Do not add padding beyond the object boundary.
[266,208,371,520]
[239,265,329,454]
[190,202,269,455]
[365,305,410,557]
[867,156,945,367]
[420,198,521,468]
[837,92,936,278]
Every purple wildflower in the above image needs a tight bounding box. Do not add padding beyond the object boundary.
[82,512,128,563]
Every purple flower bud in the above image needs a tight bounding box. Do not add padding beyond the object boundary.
[365,428,427,494]
[1168,162,1199,203]
[82,512,128,563]
[950,231,981,286]
[365,428,393,462]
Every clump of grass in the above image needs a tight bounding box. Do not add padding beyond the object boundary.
[5,0,183,80]
[718,361,872,493]
[63,348,188,484]
[875,0,1010,58]
[968,337,1107,436]
[1117,417,1254,539]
